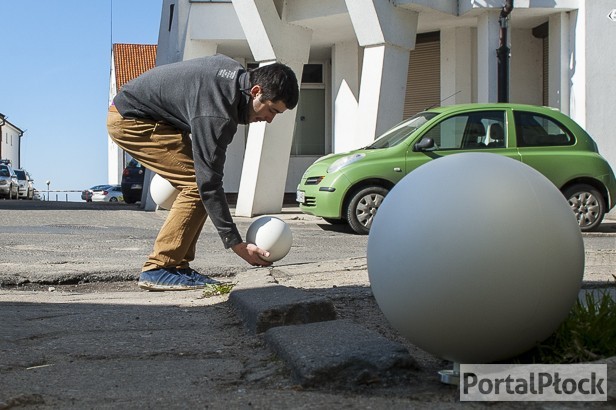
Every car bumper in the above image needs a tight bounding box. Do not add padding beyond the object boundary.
[297,173,352,219]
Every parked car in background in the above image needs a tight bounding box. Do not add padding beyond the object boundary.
[81,184,112,202]
[33,189,41,200]
[0,162,19,199]
[91,185,124,202]
[121,159,145,204]
[14,169,34,199]
[297,103,616,233]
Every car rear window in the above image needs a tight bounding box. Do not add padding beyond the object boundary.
[514,111,574,147]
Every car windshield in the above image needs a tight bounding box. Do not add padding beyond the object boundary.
[367,112,438,149]
[14,170,25,179]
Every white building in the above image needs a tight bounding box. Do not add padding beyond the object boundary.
[0,113,24,169]
[152,0,616,216]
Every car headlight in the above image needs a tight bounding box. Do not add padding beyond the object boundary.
[327,153,365,173]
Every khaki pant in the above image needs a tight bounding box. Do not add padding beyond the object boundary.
[106,107,207,272]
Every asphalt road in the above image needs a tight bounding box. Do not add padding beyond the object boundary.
[0,199,370,286]
[1,199,615,286]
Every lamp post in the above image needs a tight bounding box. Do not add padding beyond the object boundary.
[46,180,50,201]
[497,0,514,103]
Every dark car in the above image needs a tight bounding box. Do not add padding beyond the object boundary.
[121,159,145,204]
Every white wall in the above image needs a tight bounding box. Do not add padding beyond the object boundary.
[582,0,616,171]
[510,28,543,105]
[1,122,22,168]
[107,50,122,185]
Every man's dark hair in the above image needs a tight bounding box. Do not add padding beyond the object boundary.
[249,63,299,110]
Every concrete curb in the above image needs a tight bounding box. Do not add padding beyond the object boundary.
[229,285,337,334]
[228,268,421,388]
[264,319,420,388]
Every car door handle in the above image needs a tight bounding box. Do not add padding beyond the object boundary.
[394,167,402,172]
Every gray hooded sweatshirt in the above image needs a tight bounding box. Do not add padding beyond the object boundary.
[113,54,250,249]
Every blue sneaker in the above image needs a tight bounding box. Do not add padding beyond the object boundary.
[177,268,221,285]
[138,268,205,291]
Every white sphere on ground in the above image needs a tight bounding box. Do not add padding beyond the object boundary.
[246,216,293,262]
[367,153,584,364]
[150,173,179,210]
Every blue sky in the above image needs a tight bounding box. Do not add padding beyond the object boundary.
[0,0,162,200]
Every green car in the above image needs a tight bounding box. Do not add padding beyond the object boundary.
[296,103,616,234]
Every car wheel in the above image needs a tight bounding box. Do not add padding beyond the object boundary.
[109,197,118,202]
[563,184,605,232]
[346,186,389,235]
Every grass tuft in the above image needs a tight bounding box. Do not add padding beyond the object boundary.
[534,277,616,363]
[201,282,236,298]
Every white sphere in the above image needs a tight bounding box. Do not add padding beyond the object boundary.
[367,153,584,364]
[150,173,179,210]
[246,216,293,262]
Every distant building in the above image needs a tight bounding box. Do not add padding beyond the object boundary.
[108,43,157,184]
[0,113,24,169]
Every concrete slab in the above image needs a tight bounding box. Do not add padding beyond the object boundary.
[229,285,337,334]
[264,319,420,388]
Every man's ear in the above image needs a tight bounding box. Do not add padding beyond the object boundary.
[250,85,261,98]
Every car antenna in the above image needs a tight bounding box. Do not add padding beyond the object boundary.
[424,90,461,111]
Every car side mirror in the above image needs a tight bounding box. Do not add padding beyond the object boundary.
[413,137,435,152]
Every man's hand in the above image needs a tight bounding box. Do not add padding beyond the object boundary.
[231,242,272,267]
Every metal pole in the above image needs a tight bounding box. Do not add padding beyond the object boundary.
[497,0,514,103]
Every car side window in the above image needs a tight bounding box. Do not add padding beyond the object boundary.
[422,111,506,150]
[514,111,574,147]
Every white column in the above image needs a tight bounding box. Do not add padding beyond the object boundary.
[356,44,411,145]
[579,0,616,174]
[345,0,418,143]
[548,13,570,114]
[477,11,500,103]
[232,0,312,217]
[440,27,473,105]
[332,41,360,153]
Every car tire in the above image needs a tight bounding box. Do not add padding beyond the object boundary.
[346,186,389,235]
[563,184,605,232]
[124,197,137,204]
[109,197,119,203]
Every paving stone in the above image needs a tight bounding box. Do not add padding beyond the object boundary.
[264,319,419,388]
[229,285,337,334]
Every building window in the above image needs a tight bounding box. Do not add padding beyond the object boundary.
[301,64,323,83]
[168,4,175,31]
[247,62,326,156]
[293,64,325,155]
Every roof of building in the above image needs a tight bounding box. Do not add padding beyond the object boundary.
[112,43,157,91]
[0,113,24,134]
